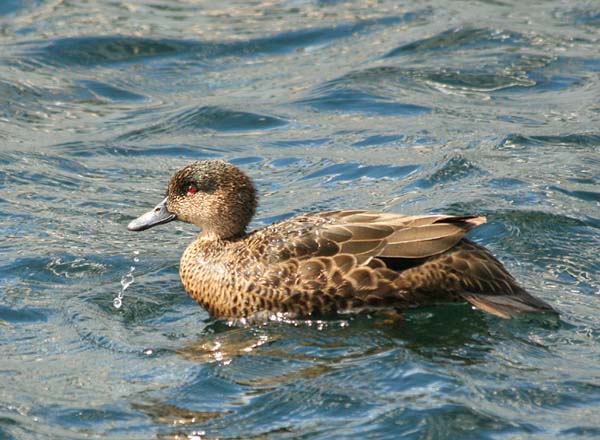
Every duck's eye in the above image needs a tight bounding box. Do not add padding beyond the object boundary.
[187,184,198,194]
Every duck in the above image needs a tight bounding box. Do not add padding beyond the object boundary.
[128,159,557,320]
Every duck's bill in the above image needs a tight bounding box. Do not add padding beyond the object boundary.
[128,197,176,231]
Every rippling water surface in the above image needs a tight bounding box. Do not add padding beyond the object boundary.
[1,1,600,439]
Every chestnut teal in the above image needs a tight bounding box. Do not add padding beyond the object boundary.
[128,160,557,319]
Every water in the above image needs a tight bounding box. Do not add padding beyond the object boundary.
[1,1,599,438]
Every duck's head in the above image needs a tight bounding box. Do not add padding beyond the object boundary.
[128,160,257,239]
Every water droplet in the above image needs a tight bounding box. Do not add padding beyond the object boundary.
[113,253,138,309]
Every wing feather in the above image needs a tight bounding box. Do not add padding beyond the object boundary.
[254,210,485,287]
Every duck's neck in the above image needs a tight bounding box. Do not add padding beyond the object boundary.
[198,228,247,241]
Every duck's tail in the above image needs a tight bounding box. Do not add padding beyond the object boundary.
[461,289,558,319]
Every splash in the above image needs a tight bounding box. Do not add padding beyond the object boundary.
[113,251,139,309]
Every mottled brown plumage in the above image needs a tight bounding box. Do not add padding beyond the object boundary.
[128,160,557,320]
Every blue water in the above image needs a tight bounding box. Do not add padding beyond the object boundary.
[1,1,600,439]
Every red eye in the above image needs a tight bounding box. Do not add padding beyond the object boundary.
[187,184,197,194]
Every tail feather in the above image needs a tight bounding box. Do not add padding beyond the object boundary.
[462,291,557,319]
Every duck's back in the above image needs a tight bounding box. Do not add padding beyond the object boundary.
[180,210,555,319]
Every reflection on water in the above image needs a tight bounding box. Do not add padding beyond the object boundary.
[1,0,600,438]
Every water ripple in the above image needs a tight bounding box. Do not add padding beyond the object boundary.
[298,87,431,115]
[116,106,287,141]
[385,27,528,58]
[499,133,600,150]
[28,16,408,67]
[303,161,419,182]
[409,155,486,189]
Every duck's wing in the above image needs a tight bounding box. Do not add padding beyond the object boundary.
[309,209,486,262]
[249,210,484,302]
[255,209,485,266]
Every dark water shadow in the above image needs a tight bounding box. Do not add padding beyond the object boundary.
[115,106,288,141]
[384,27,528,58]
[26,15,410,67]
